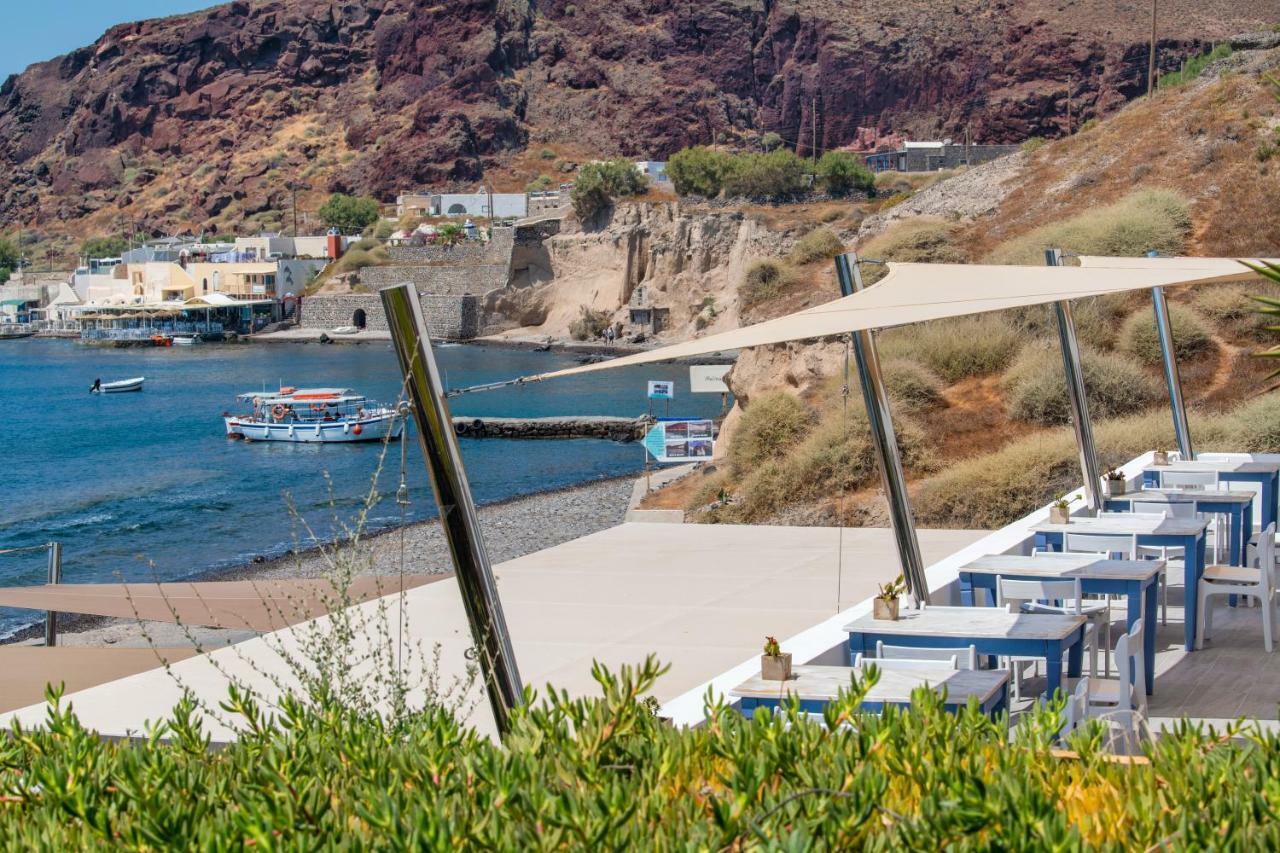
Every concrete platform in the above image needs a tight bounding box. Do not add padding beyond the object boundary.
[0,523,985,740]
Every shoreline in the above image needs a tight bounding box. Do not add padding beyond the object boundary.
[8,474,639,648]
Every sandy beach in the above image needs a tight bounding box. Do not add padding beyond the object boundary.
[20,475,638,649]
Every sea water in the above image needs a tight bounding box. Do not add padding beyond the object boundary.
[0,339,726,636]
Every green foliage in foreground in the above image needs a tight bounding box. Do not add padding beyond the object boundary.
[1246,259,1280,378]
[4,660,1280,848]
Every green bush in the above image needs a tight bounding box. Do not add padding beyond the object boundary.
[759,131,784,151]
[1021,137,1046,153]
[667,146,735,197]
[1119,302,1214,366]
[789,228,844,265]
[721,149,807,200]
[987,190,1192,266]
[856,219,967,285]
[729,392,812,475]
[331,245,389,274]
[80,235,129,258]
[318,193,381,232]
[373,220,395,240]
[1158,43,1232,90]
[539,147,556,159]
[738,259,797,311]
[9,659,1280,847]
[525,174,554,192]
[1003,342,1162,425]
[816,150,874,196]
[878,313,1026,383]
[570,159,646,222]
[568,306,611,340]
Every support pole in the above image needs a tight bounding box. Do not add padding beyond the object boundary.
[381,283,523,735]
[834,253,930,606]
[44,542,61,648]
[1046,249,1102,512]
[1152,285,1194,460]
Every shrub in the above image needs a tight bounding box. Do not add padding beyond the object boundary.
[817,150,874,196]
[1004,294,1135,351]
[80,235,128,258]
[759,131,784,151]
[1195,281,1280,341]
[525,174,554,192]
[1158,43,1232,90]
[986,190,1192,265]
[568,306,611,340]
[880,359,946,411]
[738,259,797,310]
[1021,137,1046,153]
[570,159,646,222]
[877,313,1026,383]
[728,392,812,475]
[372,220,395,240]
[789,228,844,265]
[1223,391,1280,451]
[1003,342,1162,425]
[668,146,735,197]
[855,219,966,285]
[1119,302,1214,366]
[721,149,808,200]
[539,147,556,159]
[331,245,389,274]
[318,193,381,232]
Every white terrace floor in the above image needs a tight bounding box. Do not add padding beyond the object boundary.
[0,523,985,740]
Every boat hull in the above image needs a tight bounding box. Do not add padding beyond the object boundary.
[225,412,403,443]
[94,377,145,393]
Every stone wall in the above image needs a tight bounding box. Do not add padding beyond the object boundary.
[386,228,514,266]
[358,263,510,297]
[300,293,478,340]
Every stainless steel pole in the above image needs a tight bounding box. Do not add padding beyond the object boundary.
[44,542,61,648]
[1152,285,1194,460]
[1046,249,1103,512]
[834,253,930,606]
[380,283,524,735]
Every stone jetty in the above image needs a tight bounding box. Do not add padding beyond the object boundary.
[451,415,647,441]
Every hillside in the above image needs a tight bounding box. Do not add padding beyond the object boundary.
[1,0,1275,246]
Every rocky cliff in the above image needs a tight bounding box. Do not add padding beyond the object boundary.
[2,0,1274,237]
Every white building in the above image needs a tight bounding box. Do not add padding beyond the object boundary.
[635,161,669,184]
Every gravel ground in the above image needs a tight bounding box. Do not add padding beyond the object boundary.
[38,476,637,648]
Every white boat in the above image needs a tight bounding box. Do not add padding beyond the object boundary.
[172,334,200,346]
[0,326,36,340]
[224,387,404,443]
[92,377,145,394]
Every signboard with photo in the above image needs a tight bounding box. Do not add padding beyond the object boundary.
[647,380,675,400]
[643,419,715,463]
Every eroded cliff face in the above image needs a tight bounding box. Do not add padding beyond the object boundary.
[494,202,772,339]
[2,0,1270,236]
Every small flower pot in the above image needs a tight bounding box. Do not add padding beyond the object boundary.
[1049,505,1071,525]
[873,597,900,621]
[1103,478,1127,497]
[1153,451,1170,466]
[760,653,793,681]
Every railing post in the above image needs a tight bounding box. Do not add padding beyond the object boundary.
[380,283,524,736]
[1152,285,1194,460]
[44,542,61,648]
[834,253,930,606]
[1047,249,1103,512]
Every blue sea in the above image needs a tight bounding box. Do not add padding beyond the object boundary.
[0,339,725,637]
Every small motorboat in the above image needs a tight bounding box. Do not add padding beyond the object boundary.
[172,334,200,346]
[0,325,36,340]
[92,377,145,394]
[224,387,403,443]
[331,326,360,335]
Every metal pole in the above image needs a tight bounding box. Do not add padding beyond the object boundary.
[380,283,524,735]
[1152,285,1194,460]
[1046,248,1103,512]
[44,542,61,648]
[834,253,930,606]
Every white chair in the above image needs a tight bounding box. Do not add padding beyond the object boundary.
[876,642,978,670]
[1059,676,1091,745]
[1078,618,1147,716]
[1161,470,1217,490]
[854,654,958,671]
[1063,532,1138,560]
[1132,499,1192,626]
[997,576,1100,700]
[1198,523,1278,652]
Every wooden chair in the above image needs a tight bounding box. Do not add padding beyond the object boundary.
[1198,523,1278,652]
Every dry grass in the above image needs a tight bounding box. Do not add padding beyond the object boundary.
[789,228,846,265]
[738,259,801,312]
[1119,302,1214,366]
[1003,341,1163,425]
[877,314,1027,383]
[727,392,813,476]
[856,218,967,285]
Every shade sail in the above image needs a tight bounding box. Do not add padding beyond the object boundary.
[475,259,1265,389]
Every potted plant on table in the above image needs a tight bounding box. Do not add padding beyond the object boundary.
[1102,467,1127,497]
[1153,449,1171,466]
[873,575,906,621]
[1049,494,1075,525]
[760,636,792,681]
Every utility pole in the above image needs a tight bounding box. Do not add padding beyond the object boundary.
[1147,0,1158,96]
[1066,76,1074,135]
[291,185,299,237]
[811,95,819,172]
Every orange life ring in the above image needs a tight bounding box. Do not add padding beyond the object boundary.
[272,404,288,421]
[309,403,324,412]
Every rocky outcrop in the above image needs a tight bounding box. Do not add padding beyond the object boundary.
[1,0,1271,235]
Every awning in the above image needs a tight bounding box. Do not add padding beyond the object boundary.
[183,294,275,308]
[468,258,1268,388]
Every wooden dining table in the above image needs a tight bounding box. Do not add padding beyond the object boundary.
[957,553,1161,693]
[1032,513,1208,652]
[1143,459,1280,531]
[731,664,1011,719]
[845,607,1086,699]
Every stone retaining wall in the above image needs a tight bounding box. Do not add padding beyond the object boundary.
[386,228,514,266]
[452,415,646,440]
[300,293,478,340]
[359,263,509,297]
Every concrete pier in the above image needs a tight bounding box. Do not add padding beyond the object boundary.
[452,415,647,441]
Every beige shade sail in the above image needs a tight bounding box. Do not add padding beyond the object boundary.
[475,259,1266,389]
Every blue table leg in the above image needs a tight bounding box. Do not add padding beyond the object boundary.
[1229,504,1244,567]
[1183,532,1206,651]
[1143,577,1157,694]
[959,572,974,607]
[1266,472,1278,531]
[1045,648,1064,701]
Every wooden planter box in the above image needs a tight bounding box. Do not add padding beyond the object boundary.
[873,597,900,621]
[1050,505,1071,525]
[760,653,793,681]
[1103,479,1127,497]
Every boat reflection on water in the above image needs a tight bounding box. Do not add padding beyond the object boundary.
[224,387,404,443]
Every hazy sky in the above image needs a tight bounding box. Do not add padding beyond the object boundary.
[0,0,216,80]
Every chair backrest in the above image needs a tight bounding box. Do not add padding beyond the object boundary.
[1061,676,1091,743]
[1161,470,1217,489]
[856,654,958,671]
[876,642,978,670]
[1132,499,1196,519]
[997,576,1084,614]
[1113,617,1146,713]
[1258,523,1277,596]
[1064,532,1138,559]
